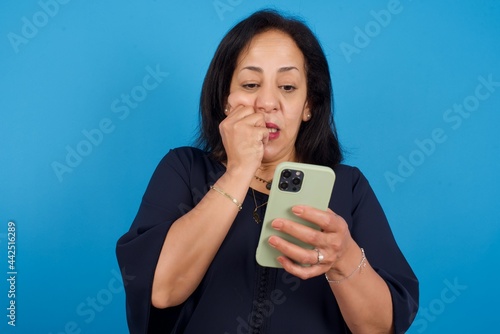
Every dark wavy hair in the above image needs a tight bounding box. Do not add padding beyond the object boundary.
[196,9,343,167]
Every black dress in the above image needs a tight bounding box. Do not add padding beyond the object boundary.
[116,147,418,334]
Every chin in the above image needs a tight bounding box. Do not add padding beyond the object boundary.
[262,145,294,163]
[261,148,277,163]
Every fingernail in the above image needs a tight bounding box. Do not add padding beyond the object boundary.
[271,219,283,229]
[292,206,304,215]
[268,236,277,247]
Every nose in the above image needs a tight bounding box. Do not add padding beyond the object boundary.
[254,85,279,113]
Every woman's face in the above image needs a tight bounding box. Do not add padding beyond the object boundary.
[228,29,310,164]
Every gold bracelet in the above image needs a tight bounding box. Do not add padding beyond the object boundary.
[325,248,366,284]
[210,185,243,211]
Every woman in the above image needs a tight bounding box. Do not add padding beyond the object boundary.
[116,9,418,334]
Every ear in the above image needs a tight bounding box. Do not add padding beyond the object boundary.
[302,102,311,122]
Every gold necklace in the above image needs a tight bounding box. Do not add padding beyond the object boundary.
[254,175,272,190]
[251,188,268,224]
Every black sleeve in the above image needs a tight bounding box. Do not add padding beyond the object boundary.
[115,149,197,334]
[348,167,419,334]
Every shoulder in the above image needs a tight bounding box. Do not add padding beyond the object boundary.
[154,146,224,184]
[333,164,367,188]
[161,146,209,164]
[156,146,217,171]
[333,163,360,176]
[330,164,374,207]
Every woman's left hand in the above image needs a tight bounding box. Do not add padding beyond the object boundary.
[267,205,358,280]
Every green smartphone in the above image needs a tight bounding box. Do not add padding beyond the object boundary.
[255,162,336,268]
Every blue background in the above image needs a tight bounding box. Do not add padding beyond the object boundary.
[1,0,499,333]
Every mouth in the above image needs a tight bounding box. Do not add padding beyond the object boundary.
[266,122,280,132]
[266,122,280,139]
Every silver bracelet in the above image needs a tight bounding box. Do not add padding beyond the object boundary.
[210,185,243,211]
[325,248,366,284]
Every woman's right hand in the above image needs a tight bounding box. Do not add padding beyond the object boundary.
[219,92,269,175]
[152,94,270,309]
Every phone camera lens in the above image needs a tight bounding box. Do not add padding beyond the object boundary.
[283,170,292,178]
[292,177,301,185]
[279,181,289,190]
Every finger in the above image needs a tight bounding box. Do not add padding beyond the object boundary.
[271,218,323,249]
[224,104,255,120]
[291,206,345,233]
[246,111,267,128]
[225,108,267,133]
[230,112,269,142]
[261,130,269,145]
[268,232,320,266]
[277,255,326,280]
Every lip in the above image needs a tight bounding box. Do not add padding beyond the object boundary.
[266,122,280,140]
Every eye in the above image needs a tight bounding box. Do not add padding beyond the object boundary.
[242,83,259,90]
[280,85,296,92]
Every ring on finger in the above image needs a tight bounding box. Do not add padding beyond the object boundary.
[314,248,324,265]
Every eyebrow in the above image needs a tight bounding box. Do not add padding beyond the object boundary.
[241,66,300,73]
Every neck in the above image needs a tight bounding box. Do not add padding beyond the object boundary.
[255,165,275,182]
[257,151,298,181]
